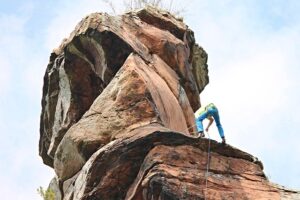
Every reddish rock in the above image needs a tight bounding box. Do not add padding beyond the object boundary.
[39,26,133,167]
[40,6,299,200]
[126,144,274,200]
[39,6,206,168]
[56,129,299,200]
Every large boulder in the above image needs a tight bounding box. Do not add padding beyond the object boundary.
[39,6,299,200]
[39,7,207,168]
[54,53,197,180]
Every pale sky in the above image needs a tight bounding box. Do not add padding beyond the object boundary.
[0,0,299,199]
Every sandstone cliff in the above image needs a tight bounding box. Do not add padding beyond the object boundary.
[39,6,299,200]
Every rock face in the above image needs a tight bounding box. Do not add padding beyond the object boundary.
[39,6,299,200]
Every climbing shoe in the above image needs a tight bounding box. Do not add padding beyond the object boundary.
[198,131,205,138]
[222,137,226,145]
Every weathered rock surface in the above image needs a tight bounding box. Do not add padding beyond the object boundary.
[40,6,299,200]
[39,6,206,168]
[48,176,62,200]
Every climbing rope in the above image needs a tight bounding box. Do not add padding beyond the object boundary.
[178,124,212,199]
[204,131,211,200]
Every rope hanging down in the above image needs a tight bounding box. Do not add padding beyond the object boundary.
[204,131,211,200]
[178,124,212,199]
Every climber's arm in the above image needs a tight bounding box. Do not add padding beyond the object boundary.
[205,116,214,132]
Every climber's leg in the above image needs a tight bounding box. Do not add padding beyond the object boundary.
[208,107,224,139]
[195,112,208,137]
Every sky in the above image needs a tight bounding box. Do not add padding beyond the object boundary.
[0,0,299,199]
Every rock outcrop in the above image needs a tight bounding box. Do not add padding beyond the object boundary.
[39,6,299,200]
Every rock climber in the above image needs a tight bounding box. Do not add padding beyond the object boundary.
[195,103,226,144]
